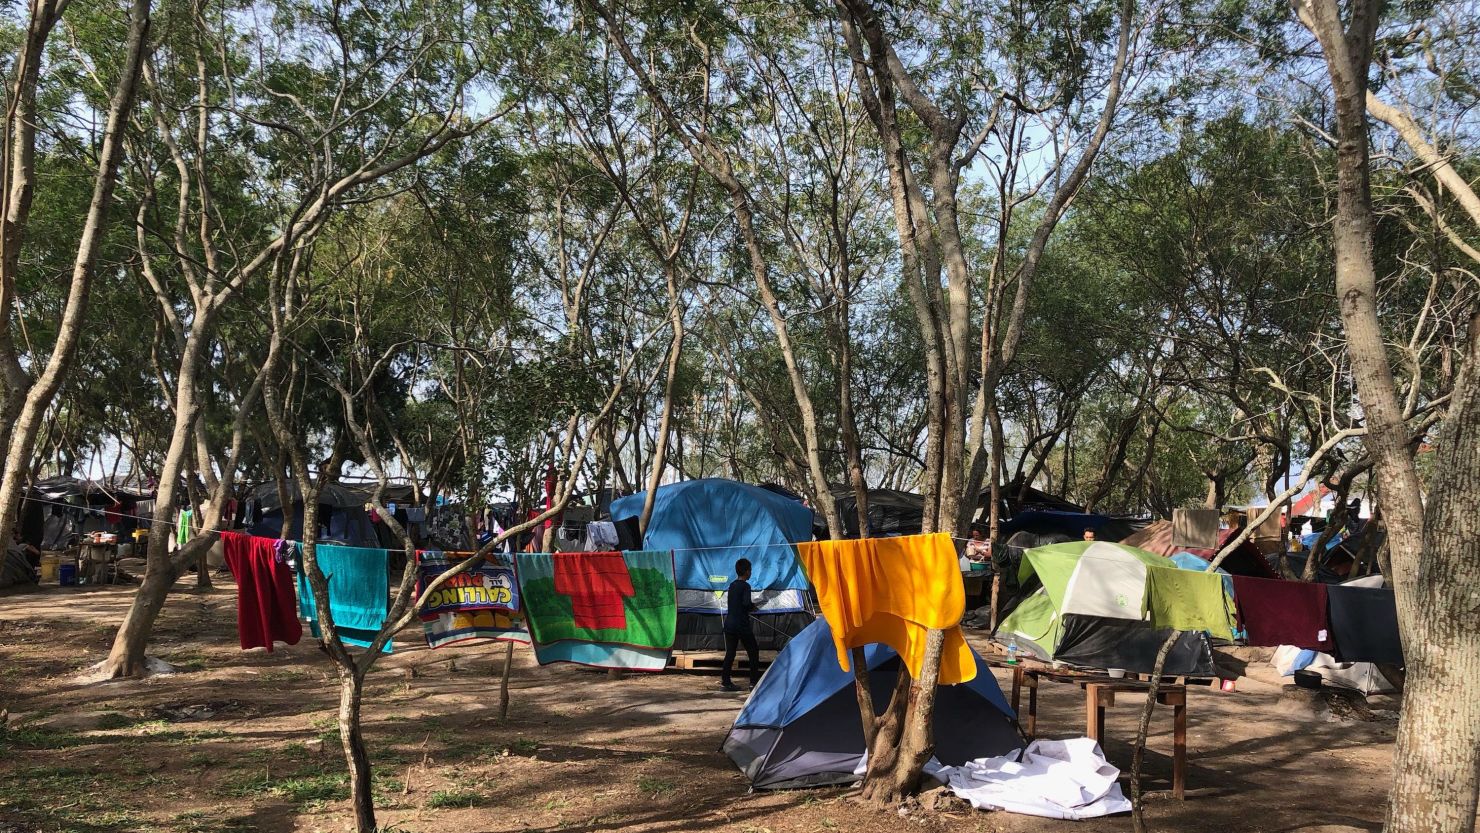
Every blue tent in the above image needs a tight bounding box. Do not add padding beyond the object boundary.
[610,478,813,590]
[723,619,1021,789]
[611,479,815,650]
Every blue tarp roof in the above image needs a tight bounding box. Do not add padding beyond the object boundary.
[733,618,1014,729]
[609,478,813,591]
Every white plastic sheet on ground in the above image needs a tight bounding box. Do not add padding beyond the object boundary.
[945,737,1131,819]
[851,737,1129,820]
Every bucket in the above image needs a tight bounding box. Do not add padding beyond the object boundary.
[39,553,60,582]
[58,562,77,586]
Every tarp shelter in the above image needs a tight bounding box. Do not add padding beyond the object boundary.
[246,480,417,549]
[723,618,1021,789]
[1121,520,1279,578]
[32,476,150,548]
[997,510,1142,543]
[609,478,815,651]
[1269,574,1399,694]
[996,542,1217,677]
[821,487,925,538]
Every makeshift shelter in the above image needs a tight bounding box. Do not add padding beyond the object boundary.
[246,480,417,548]
[1269,574,1400,694]
[1121,520,1279,578]
[723,618,1021,788]
[995,542,1218,676]
[997,510,1142,543]
[821,487,925,538]
[32,476,150,548]
[993,479,1086,516]
[609,479,815,651]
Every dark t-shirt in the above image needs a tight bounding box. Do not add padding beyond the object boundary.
[724,578,754,633]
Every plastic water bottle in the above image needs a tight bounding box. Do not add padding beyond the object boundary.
[1006,637,1019,665]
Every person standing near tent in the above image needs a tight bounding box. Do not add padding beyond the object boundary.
[721,558,760,692]
[1083,527,1096,541]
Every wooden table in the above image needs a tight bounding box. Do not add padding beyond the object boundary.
[994,659,1188,799]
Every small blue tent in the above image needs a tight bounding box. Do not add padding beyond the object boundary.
[610,479,815,650]
[723,619,1021,789]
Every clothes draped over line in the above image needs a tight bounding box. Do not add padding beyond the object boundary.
[414,550,528,649]
[220,531,301,652]
[1144,566,1236,640]
[1230,575,1334,651]
[1326,584,1403,665]
[796,532,976,685]
[296,543,392,653]
[514,550,677,671]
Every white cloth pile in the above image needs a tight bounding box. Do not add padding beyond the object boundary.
[854,737,1129,820]
[945,738,1131,819]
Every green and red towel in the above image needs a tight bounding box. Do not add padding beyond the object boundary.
[515,550,676,670]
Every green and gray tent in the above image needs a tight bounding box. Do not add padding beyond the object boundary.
[996,541,1218,677]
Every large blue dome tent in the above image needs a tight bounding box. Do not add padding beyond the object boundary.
[723,618,1021,788]
[609,478,815,651]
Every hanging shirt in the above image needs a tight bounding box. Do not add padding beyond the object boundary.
[1230,576,1334,651]
[221,531,302,652]
[1144,566,1236,640]
[796,532,975,684]
[1326,584,1403,664]
[176,509,193,550]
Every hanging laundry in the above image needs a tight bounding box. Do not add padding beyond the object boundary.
[104,503,123,525]
[296,543,392,653]
[796,532,975,684]
[1326,584,1403,665]
[1230,576,1334,651]
[221,531,301,652]
[514,550,676,671]
[415,550,528,649]
[1144,565,1236,640]
[175,509,193,550]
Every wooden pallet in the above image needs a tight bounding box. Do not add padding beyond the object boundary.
[668,652,773,674]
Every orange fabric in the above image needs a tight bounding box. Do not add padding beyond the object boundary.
[796,532,975,684]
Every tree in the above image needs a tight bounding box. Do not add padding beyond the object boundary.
[0,0,152,561]
[1295,1,1480,831]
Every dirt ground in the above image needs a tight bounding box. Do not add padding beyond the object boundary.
[0,578,1399,833]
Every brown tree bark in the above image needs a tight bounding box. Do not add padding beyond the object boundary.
[1298,3,1479,830]
[0,0,152,556]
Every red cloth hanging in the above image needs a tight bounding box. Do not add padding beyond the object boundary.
[1230,575,1334,652]
[552,551,633,630]
[221,531,302,651]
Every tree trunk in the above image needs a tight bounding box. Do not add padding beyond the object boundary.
[860,628,946,804]
[1130,631,1180,833]
[1384,310,1480,833]
[0,0,151,556]
[101,545,197,676]
[1297,3,1479,831]
[338,667,376,833]
[499,640,515,721]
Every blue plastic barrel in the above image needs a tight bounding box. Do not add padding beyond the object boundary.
[58,562,77,586]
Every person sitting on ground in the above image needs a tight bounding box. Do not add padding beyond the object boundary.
[720,558,760,692]
[1,528,38,588]
[1082,527,1096,542]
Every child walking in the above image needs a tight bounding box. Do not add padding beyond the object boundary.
[720,558,760,691]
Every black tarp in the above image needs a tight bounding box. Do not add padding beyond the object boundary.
[673,611,813,652]
[820,488,925,539]
[1054,614,1217,677]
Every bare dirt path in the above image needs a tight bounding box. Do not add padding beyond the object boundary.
[0,580,1396,832]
